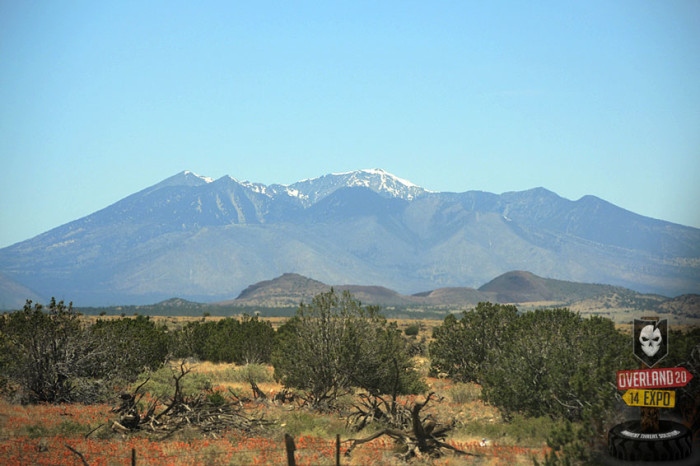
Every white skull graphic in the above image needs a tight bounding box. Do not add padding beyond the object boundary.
[639,324,662,357]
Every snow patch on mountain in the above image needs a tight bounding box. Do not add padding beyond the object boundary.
[281,187,306,200]
[183,171,214,183]
[335,168,418,188]
[240,180,273,196]
[170,168,428,207]
[287,168,428,205]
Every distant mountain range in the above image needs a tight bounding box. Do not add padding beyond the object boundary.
[225,271,636,308]
[74,272,699,323]
[1,169,698,308]
[228,272,698,319]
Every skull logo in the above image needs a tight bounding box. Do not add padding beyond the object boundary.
[639,324,662,357]
[633,318,668,367]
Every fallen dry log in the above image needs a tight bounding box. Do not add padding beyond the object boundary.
[345,392,481,461]
[346,392,413,431]
[111,363,272,438]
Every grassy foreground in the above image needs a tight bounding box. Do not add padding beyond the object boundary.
[0,360,554,465]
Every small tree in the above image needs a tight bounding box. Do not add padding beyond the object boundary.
[429,305,632,422]
[237,314,276,364]
[89,315,171,381]
[174,319,212,360]
[0,299,172,403]
[206,318,242,362]
[272,290,424,408]
[0,299,97,402]
[174,315,275,364]
[429,302,517,383]
[481,309,630,421]
[346,318,425,398]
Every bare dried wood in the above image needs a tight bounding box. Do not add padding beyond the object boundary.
[110,364,273,438]
[65,445,90,466]
[344,392,480,461]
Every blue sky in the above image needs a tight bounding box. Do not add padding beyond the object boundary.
[1,0,699,247]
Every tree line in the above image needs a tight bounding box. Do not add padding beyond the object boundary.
[1,292,697,429]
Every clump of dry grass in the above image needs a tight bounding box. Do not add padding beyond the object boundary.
[447,382,481,404]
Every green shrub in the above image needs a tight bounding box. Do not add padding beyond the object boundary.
[537,420,593,465]
[90,315,171,381]
[0,299,113,403]
[430,302,518,384]
[174,315,275,364]
[481,311,631,421]
[272,290,426,408]
[431,305,632,422]
[206,391,227,407]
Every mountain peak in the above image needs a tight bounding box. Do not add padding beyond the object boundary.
[289,168,428,205]
[139,170,213,196]
[228,273,330,306]
[183,171,214,183]
[479,271,556,303]
[335,168,418,188]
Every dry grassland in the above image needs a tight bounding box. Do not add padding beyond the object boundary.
[1,358,554,465]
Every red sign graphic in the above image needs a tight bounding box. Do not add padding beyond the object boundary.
[617,367,693,390]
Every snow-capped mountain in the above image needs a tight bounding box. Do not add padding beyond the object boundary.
[0,169,698,306]
[283,168,430,206]
[153,168,429,207]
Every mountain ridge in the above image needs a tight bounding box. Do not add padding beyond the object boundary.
[67,271,699,323]
[216,271,698,322]
[216,270,660,306]
[1,169,698,307]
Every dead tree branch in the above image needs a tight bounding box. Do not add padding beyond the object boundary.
[345,392,480,461]
[110,364,272,438]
